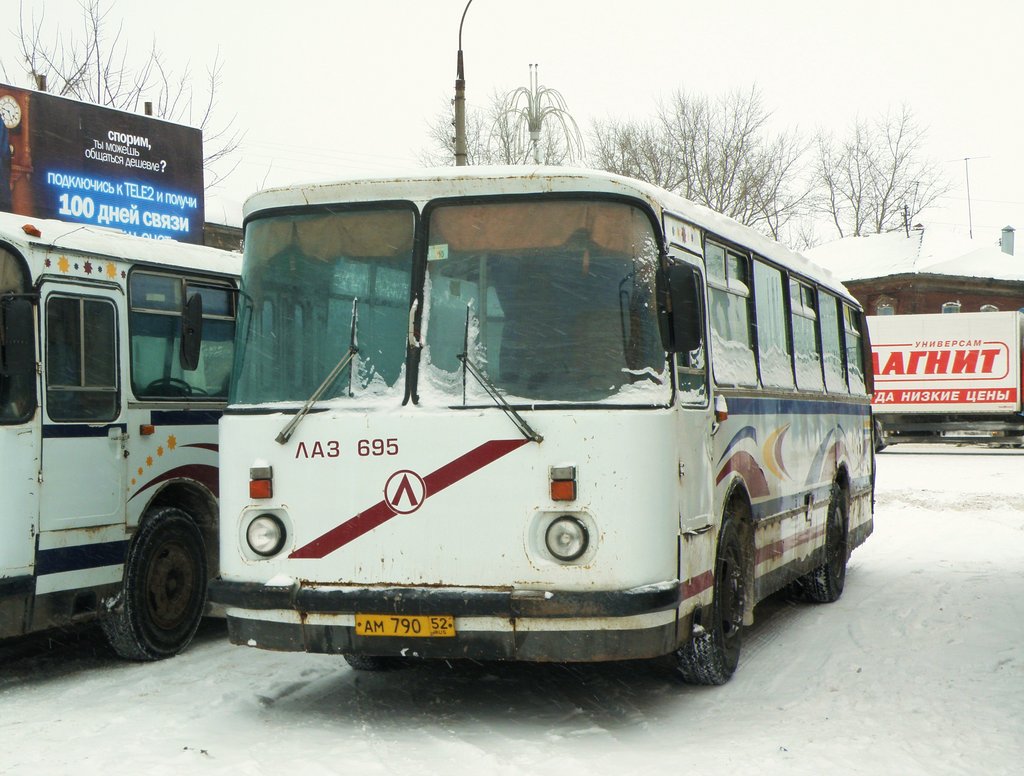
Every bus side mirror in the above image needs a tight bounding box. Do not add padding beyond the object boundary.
[180,292,203,371]
[658,263,702,354]
[0,297,36,376]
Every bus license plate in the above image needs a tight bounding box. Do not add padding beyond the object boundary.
[354,614,456,638]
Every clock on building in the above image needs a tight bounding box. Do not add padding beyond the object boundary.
[0,95,22,130]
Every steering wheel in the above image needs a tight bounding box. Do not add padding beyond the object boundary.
[144,377,207,397]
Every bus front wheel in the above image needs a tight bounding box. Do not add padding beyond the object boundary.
[102,508,208,661]
[343,654,409,671]
[675,513,746,685]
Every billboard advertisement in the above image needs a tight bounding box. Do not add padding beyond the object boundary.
[0,84,204,243]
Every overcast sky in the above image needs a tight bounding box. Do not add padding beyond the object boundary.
[8,0,1024,244]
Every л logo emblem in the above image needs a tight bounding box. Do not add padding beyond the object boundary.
[384,469,427,514]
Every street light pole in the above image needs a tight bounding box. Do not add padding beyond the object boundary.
[454,0,473,167]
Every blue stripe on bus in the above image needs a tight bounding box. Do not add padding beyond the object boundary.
[150,409,223,426]
[749,474,872,522]
[725,396,871,417]
[35,541,129,576]
[41,410,222,439]
[749,483,832,521]
[42,423,127,439]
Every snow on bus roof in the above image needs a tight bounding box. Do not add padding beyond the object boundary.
[0,210,241,274]
[244,166,849,298]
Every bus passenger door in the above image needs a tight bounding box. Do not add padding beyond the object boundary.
[38,287,127,530]
[671,257,715,535]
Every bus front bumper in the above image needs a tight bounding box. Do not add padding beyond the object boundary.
[209,578,684,662]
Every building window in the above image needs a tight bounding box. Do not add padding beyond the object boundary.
[980,304,999,312]
[875,302,894,315]
[941,301,961,314]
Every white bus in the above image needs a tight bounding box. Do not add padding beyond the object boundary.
[0,212,239,660]
[211,168,873,684]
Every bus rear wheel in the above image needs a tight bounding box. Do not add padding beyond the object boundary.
[798,481,849,604]
[102,508,207,661]
[675,513,746,685]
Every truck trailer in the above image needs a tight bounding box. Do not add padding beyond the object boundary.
[868,311,1024,447]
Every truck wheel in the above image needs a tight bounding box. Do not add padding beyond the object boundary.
[873,419,886,453]
[675,513,746,685]
[799,481,848,604]
[102,508,207,660]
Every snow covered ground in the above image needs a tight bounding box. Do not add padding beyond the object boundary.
[2,446,1021,776]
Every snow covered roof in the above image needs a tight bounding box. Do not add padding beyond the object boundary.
[243,165,850,296]
[0,210,241,276]
[806,226,1023,283]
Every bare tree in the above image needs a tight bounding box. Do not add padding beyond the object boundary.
[4,0,243,189]
[659,87,808,239]
[589,117,683,191]
[590,87,808,240]
[420,90,520,167]
[812,105,948,237]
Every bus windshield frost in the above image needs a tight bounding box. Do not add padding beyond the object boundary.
[213,169,873,686]
[231,198,670,409]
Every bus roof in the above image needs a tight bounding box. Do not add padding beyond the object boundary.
[243,166,851,299]
[0,210,241,277]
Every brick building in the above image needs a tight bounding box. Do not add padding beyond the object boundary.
[806,225,1021,315]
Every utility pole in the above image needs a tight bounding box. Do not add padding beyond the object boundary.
[964,157,974,239]
[946,156,989,239]
[454,0,473,167]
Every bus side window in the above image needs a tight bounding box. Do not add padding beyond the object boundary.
[790,279,824,391]
[818,291,847,393]
[46,295,119,421]
[129,272,236,400]
[707,242,756,386]
[667,261,707,405]
[843,303,867,394]
[752,259,794,389]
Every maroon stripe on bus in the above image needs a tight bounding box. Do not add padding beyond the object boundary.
[289,438,530,559]
[754,523,826,566]
[682,570,714,600]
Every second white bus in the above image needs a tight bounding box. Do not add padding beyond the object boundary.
[0,212,239,660]
[211,168,873,684]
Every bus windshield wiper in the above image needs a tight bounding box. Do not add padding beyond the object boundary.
[276,300,359,445]
[458,305,542,443]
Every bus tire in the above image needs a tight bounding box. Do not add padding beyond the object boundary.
[101,508,207,661]
[343,654,408,671]
[675,513,746,685]
[798,481,848,604]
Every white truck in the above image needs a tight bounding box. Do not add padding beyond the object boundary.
[868,311,1024,447]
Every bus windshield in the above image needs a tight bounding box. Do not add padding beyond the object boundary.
[418,199,668,405]
[230,207,416,406]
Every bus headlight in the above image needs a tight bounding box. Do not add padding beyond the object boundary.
[545,516,588,561]
[246,513,286,557]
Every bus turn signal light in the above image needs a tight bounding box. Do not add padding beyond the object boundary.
[249,465,274,499]
[549,465,577,502]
